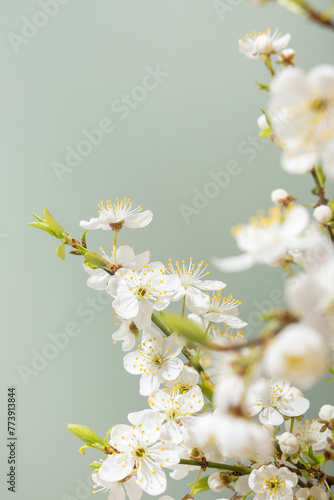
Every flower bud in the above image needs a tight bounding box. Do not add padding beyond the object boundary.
[313,205,332,224]
[319,404,334,421]
[278,432,299,455]
[255,34,273,54]
[279,48,296,65]
[208,472,225,492]
[257,114,269,130]
[271,189,288,205]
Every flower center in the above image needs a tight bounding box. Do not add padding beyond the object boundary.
[154,354,163,365]
[135,447,146,458]
[309,97,328,113]
[137,287,147,299]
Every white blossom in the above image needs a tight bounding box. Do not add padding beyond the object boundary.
[296,486,328,500]
[263,323,328,389]
[99,423,180,496]
[80,198,153,231]
[239,29,291,59]
[84,245,150,291]
[247,379,310,425]
[268,65,334,177]
[112,318,139,352]
[92,472,142,500]
[212,206,309,272]
[248,465,298,500]
[166,258,226,312]
[107,263,179,330]
[123,328,184,395]
[129,385,204,443]
[286,418,332,451]
[190,291,247,329]
[195,411,272,459]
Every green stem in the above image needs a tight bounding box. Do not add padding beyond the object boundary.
[190,468,203,496]
[324,479,334,500]
[264,56,275,77]
[204,321,212,336]
[242,491,253,500]
[112,230,119,265]
[182,296,186,318]
[179,459,252,475]
[151,313,214,399]
[289,417,295,434]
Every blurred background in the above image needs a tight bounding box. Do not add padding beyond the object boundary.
[1,0,334,498]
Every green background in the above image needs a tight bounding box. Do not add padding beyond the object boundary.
[1,1,333,499]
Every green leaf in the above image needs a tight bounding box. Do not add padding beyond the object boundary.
[311,187,318,195]
[56,243,66,260]
[27,221,58,238]
[255,82,270,91]
[315,165,326,188]
[84,251,107,269]
[259,128,273,138]
[300,469,311,478]
[81,229,87,247]
[31,212,46,223]
[67,424,105,447]
[104,427,113,445]
[188,475,210,495]
[43,208,65,239]
[163,314,206,345]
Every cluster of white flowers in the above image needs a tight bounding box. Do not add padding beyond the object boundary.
[71,197,333,500]
[31,16,334,500]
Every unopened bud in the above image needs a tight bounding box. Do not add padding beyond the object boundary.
[319,404,334,421]
[278,432,299,455]
[208,472,225,493]
[271,189,288,205]
[313,205,332,224]
[279,48,296,65]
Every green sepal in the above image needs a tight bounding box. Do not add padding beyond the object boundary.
[300,468,311,478]
[188,475,210,495]
[43,208,65,239]
[315,165,326,188]
[67,424,105,447]
[311,187,318,196]
[27,221,58,238]
[259,128,273,138]
[56,243,66,260]
[255,82,270,91]
[163,314,206,345]
[89,461,102,469]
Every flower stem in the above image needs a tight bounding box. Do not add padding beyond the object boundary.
[182,296,186,317]
[112,230,119,265]
[289,417,295,433]
[204,322,211,336]
[190,468,203,495]
[179,458,252,475]
[264,56,275,77]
